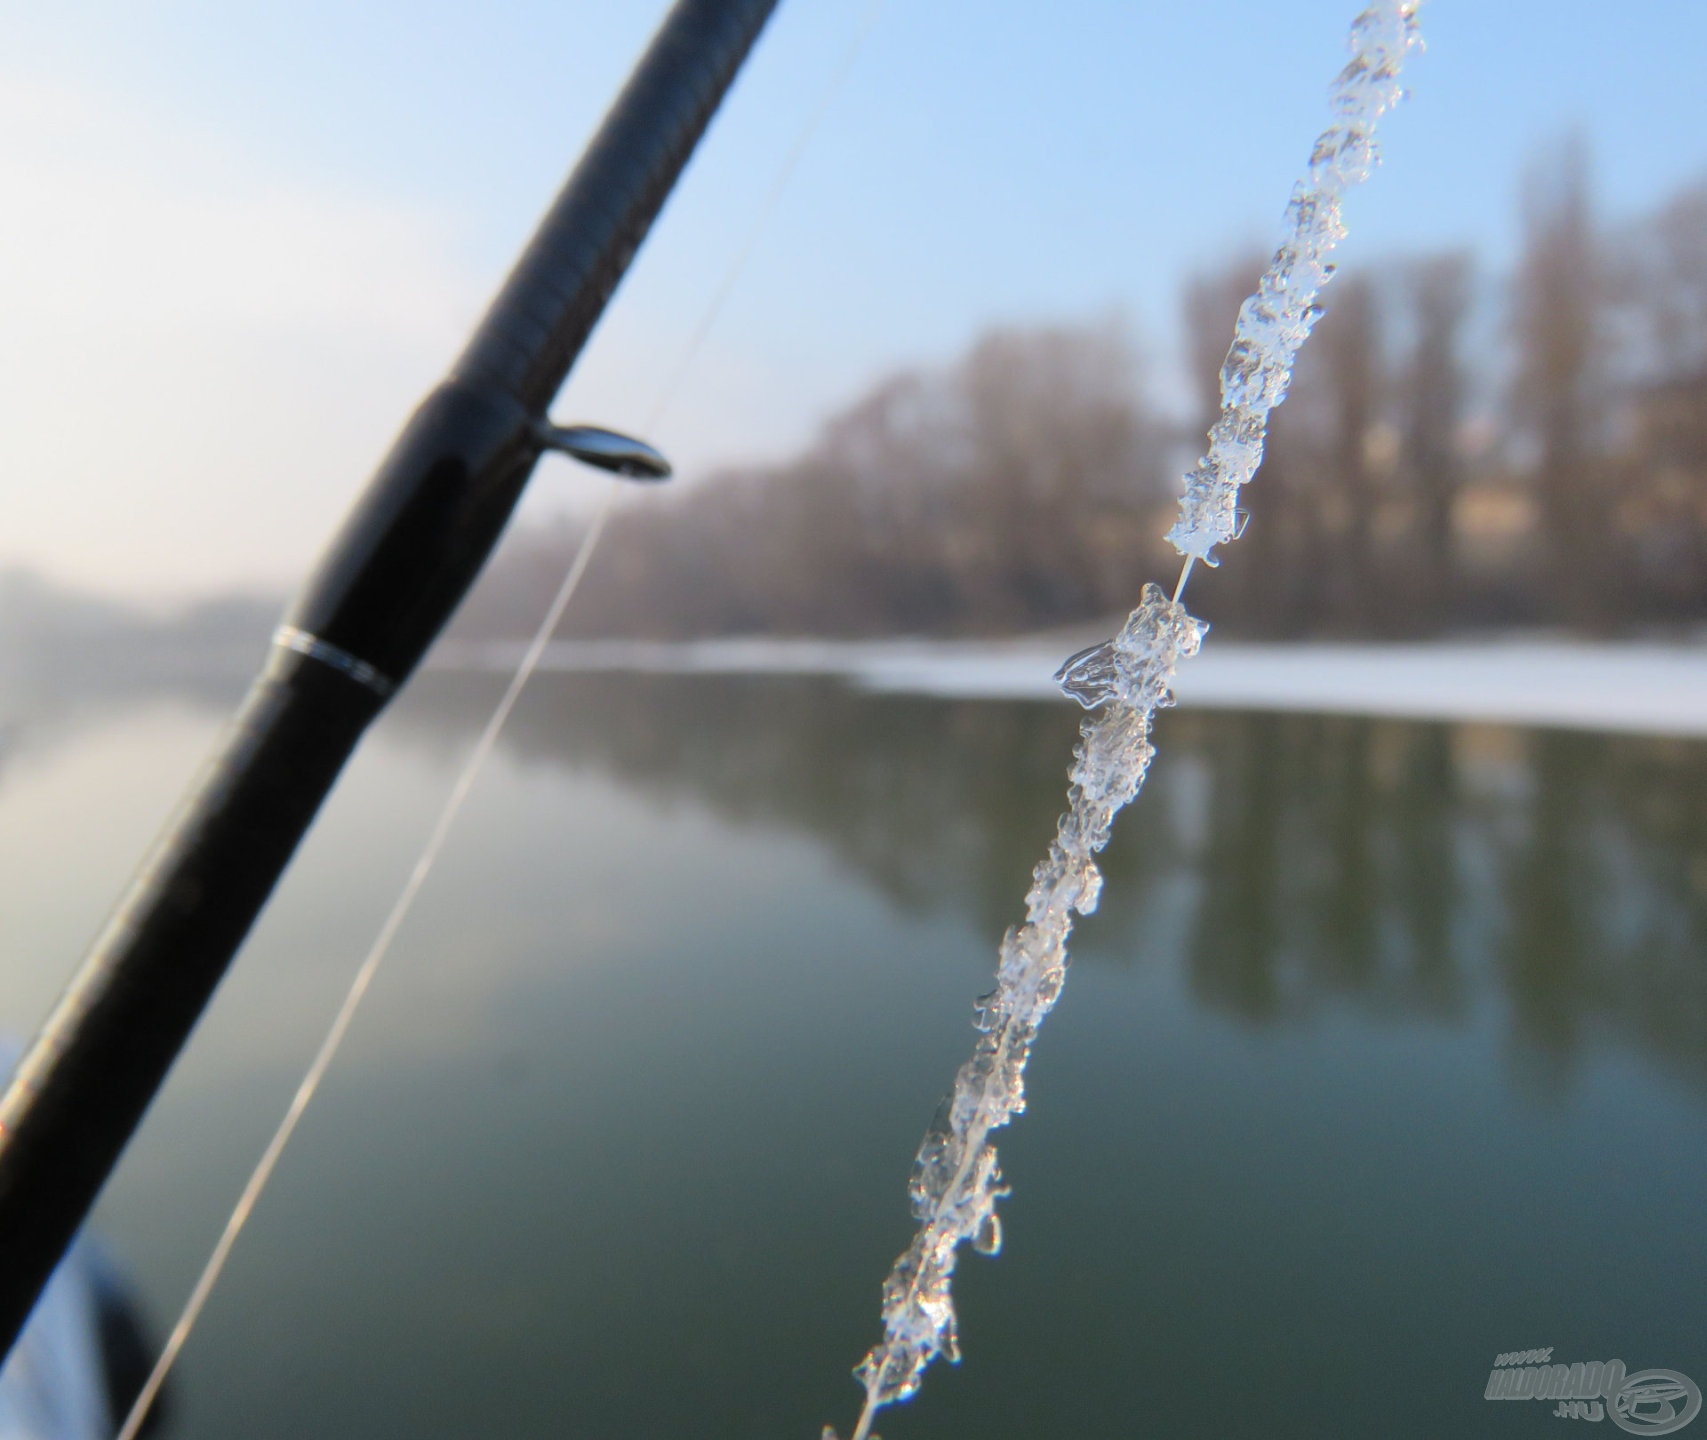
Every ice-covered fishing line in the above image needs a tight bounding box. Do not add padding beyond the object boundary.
[833,5,1422,1437]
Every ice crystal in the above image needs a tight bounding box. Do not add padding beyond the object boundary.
[845,594,1204,1423]
[1167,0,1419,565]
[832,6,1421,1438]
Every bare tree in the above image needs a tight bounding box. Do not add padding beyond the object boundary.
[457,318,1164,639]
[1513,137,1610,625]
[955,317,1162,625]
[1402,251,1473,625]
[453,160,1707,643]
[1644,179,1707,380]
[1314,273,1385,625]
[1623,181,1707,614]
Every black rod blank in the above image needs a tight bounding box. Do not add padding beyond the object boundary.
[0,0,778,1361]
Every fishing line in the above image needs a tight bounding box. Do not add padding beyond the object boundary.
[839,2,1420,1430]
[644,0,884,429]
[114,491,617,1440]
[117,6,883,1435]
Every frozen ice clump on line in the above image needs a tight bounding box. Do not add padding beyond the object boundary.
[832,6,1420,1439]
[1054,583,1210,712]
[1167,0,1419,566]
[844,592,1204,1421]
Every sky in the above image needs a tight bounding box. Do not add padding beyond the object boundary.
[4,0,1707,602]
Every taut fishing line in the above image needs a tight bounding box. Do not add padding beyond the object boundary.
[116,6,883,1434]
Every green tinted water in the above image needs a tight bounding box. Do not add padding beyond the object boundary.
[0,670,1702,1437]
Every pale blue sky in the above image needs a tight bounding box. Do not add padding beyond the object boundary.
[4,1,1706,597]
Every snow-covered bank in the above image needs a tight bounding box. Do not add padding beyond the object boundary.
[428,636,1707,740]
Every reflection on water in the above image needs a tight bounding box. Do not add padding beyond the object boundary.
[394,671,1707,1098]
[1,665,1703,1439]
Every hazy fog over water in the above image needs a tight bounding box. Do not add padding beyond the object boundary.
[5,1,1707,603]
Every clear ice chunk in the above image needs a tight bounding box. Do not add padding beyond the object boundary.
[1054,642,1124,710]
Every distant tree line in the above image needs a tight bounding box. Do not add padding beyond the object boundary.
[458,143,1707,640]
[0,566,277,691]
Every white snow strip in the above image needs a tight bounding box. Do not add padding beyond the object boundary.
[428,636,1707,739]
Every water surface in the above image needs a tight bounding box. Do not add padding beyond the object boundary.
[0,669,1702,1438]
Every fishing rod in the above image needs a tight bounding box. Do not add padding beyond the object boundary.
[0,0,779,1362]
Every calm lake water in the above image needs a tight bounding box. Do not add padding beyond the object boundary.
[0,665,1703,1438]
